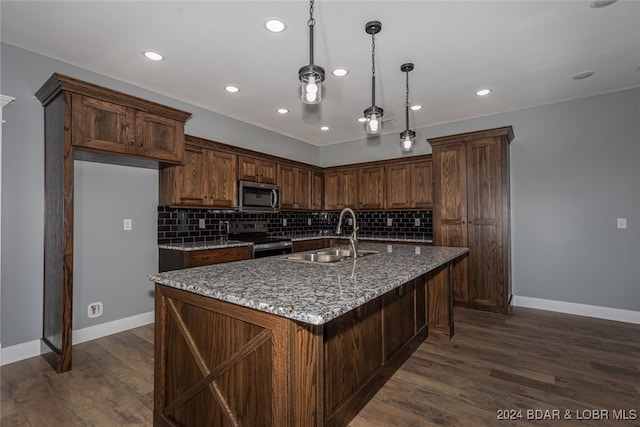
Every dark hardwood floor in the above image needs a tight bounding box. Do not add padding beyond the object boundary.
[1,307,638,426]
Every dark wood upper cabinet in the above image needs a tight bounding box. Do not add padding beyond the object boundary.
[385,159,433,210]
[159,141,237,208]
[238,156,278,184]
[68,89,187,164]
[312,170,323,210]
[324,169,358,210]
[278,164,312,210]
[429,126,513,315]
[358,166,385,210]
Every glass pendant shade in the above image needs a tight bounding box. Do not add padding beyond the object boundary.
[400,129,416,152]
[299,64,324,104]
[364,106,383,135]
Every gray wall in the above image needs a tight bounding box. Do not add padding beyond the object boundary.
[0,43,317,348]
[322,89,640,311]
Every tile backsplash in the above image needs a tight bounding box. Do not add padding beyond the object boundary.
[158,207,432,245]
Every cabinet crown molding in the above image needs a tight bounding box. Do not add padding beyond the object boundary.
[34,73,192,123]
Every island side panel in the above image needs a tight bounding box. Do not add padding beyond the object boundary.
[294,323,324,427]
[154,284,297,427]
[427,262,455,338]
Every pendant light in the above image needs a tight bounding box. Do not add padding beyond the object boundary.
[400,63,416,152]
[299,0,325,104]
[364,21,383,135]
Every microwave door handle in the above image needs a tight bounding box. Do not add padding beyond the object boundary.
[271,189,278,208]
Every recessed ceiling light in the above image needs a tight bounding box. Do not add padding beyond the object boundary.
[332,68,349,77]
[589,0,618,8]
[410,105,422,111]
[143,51,164,61]
[357,117,367,123]
[475,89,492,96]
[320,126,330,131]
[277,108,289,114]
[572,71,595,80]
[265,18,286,33]
[225,86,240,93]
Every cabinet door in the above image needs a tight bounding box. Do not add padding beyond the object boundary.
[323,172,340,210]
[178,145,208,205]
[134,111,183,162]
[312,170,323,210]
[205,150,237,208]
[467,137,505,310]
[295,167,312,210]
[341,169,358,209]
[239,156,277,184]
[72,94,132,153]
[410,160,433,209]
[433,142,468,302]
[358,166,385,209]
[382,281,415,361]
[259,160,278,184]
[386,164,411,209]
[278,164,296,209]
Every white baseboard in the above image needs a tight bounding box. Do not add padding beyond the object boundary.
[0,311,154,366]
[512,296,640,325]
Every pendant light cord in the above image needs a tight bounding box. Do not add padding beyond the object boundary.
[405,70,410,130]
[371,30,376,107]
[308,0,316,65]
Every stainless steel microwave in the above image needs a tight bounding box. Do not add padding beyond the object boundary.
[238,181,280,213]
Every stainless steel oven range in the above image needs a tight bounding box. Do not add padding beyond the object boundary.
[228,220,292,258]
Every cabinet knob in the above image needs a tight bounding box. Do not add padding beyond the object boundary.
[128,141,134,146]
[138,143,143,147]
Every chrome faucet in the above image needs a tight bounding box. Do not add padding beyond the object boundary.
[336,207,359,258]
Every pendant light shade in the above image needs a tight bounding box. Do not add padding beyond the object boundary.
[364,21,383,135]
[299,0,325,105]
[400,63,415,152]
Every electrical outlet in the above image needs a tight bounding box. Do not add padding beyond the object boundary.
[415,246,421,255]
[414,218,420,226]
[347,218,353,226]
[88,302,103,318]
[283,218,287,226]
[199,218,206,229]
[387,244,393,253]
[617,218,627,229]
[387,218,393,227]
[123,219,132,230]
[308,218,312,226]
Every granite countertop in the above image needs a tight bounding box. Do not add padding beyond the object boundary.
[158,240,252,251]
[149,243,467,325]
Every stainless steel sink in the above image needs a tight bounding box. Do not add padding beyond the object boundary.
[316,249,379,258]
[286,249,379,264]
[286,253,345,263]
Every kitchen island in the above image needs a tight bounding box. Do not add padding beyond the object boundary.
[150,243,468,427]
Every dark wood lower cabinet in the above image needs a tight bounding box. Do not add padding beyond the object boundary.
[154,264,454,427]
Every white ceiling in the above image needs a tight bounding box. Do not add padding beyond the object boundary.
[2,1,639,146]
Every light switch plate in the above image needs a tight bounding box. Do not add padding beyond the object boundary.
[123,219,132,230]
[617,218,627,229]
[199,218,206,229]
[308,218,312,226]
[414,218,420,226]
[387,218,393,226]
[283,218,287,226]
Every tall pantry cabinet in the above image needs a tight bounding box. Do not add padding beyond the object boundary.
[429,126,513,315]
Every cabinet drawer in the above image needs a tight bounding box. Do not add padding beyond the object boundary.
[186,246,252,267]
